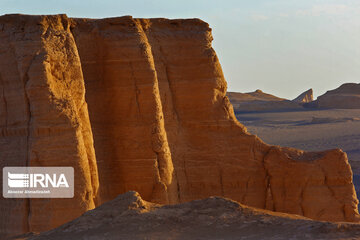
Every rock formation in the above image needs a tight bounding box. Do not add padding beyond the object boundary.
[227,89,285,104]
[18,191,360,240]
[0,14,98,238]
[0,14,358,238]
[293,88,313,103]
[316,83,360,109]
[227,90,302,112]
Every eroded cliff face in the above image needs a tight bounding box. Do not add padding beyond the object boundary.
[72,16,358,220]
[0,14,358,238]
[0,15,98,238]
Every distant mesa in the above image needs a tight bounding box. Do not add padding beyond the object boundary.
[293,88,313,103]
[227,89,285,102]
[227,90,301,113]
[316,83,360,109]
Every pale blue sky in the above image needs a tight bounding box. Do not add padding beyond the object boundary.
[1,0,360,99]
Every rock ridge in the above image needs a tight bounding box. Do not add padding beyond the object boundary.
[316,83,360,109]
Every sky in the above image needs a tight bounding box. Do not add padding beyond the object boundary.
[1,0,360,99]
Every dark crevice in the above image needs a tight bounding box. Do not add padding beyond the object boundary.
[299,178,309,216]
[0,74,7,126]
[262,146,274,211]
[23,55,35,234]
[129,62,141,117]
[318,165,346,219]
[176,174,181,202]
[219,168,225,196]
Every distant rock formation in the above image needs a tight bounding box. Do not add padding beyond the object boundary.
[316,83,360,109]
[21,191,360,240]
[227,89,285,103]
[0,14,358,238]
[227,90,302,112]
[293,88,313,103]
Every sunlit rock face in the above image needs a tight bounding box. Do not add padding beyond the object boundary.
[0,14,98,238]
[293,88,313,103]
[0,14,358,238]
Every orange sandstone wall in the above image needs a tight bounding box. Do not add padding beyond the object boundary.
[0,15,98,238]
[0,14,358,238]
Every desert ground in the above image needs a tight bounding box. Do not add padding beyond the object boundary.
[235,109,360,197]
[14,191,360,240]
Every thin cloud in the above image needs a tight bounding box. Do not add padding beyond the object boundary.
[296,4,350,16]
[278,13,289,18]
[250,14,269,21]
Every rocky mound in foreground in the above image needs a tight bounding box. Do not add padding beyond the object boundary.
[0,14,358,238]
[316,83,360,109]
[15,191,360,240]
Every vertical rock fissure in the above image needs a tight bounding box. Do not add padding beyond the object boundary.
[0,74,7,126]
[241,177,251,203]
[176,180,181,202]
[262,147,275,211]
[136,21,176,203]
[129,62,141,116]
[252,137,272,209]
[318,165,346,219]
[137,26,165,188]
[23,59,34,233]
[141,24,183,203]
[66,20,100,206]
[23,71,32,167]
[219,168,225,196]
[299,178,309,216]
[153,39,180,124]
